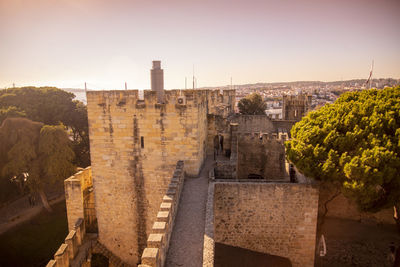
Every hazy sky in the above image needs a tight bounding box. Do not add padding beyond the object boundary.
[1,0,399,89]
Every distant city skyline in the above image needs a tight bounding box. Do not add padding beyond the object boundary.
[1,0,399,90]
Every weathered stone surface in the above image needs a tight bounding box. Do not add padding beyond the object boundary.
[64,167,92,232]
[237,133,289,180]
[214,182,319,267]
[87,90,224,264]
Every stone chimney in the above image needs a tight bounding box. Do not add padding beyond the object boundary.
[151,60,164,103]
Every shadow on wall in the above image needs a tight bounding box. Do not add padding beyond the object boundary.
[214,242,292,267]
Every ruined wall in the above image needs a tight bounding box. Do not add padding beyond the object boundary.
[206,89,235,117]
[64,167,92,231]
[87,90,208,265]
[214,182,319,267]
[237,133,288,180]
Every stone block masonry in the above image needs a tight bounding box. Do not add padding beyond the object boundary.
[137,161,185,267]
[46,218,86,267]
[214,182,319,267]
[87,90,210,265]
[237,132,289,180]
[64,167,92,232]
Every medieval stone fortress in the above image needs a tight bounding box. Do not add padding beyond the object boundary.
[46,61,393,267]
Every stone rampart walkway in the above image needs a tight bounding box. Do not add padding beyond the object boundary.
[165,157,214,267]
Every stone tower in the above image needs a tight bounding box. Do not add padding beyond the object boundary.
[282,94,312,121]
[151,60,164,103]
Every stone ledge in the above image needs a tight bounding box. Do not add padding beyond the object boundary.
[147,233,164,248]
[152,222,167,233]
[142,248,159,266]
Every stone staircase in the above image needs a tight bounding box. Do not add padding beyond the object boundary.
[92,240,130,267]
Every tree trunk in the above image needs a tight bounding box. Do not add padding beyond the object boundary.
[318,186,341,232]
[38,189,53,212]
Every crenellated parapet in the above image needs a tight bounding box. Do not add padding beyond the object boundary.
[64,167,93,232]
[138,161,185,267]
[46,218,88,267]
[237,131,289,143]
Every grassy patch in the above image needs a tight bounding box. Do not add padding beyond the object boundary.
[0,201,68,267]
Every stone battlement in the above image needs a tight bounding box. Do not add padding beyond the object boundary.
[237,131,289,142]
[46,218,86,267]
[64,167,92,232]
[139,161,185,267]
[86,89,235,116]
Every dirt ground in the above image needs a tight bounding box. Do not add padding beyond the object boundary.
[317,217,399,267]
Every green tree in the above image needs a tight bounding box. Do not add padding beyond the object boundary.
[0,106,26,124]
[238,93,267,115]
[0,118,75,212]
[0,87,90,167]
[285,87,400,230]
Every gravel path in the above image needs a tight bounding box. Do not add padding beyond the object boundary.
[165,157,213,267]
[0,193,64,235]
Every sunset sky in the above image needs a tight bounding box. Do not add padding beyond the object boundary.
[1,0,399,89]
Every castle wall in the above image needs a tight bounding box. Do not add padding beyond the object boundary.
[139,161,185,267]
[282,94,312,121]
[206,114,231,156]
[206,89,235,117]
[214,182,319,267]
[271,120,296,135]
[86,89,208,265]
[237,133,288,180]
[231,115,275,133]
[64,167,92,232]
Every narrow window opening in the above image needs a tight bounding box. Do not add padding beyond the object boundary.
[141,136,144,148]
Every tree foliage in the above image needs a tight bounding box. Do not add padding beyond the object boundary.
[0,87,89,167]
[238,93,267,115]
[0,118,76,211]
[286,87,400,213]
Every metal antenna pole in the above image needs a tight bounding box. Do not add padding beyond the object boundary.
[370,60,374,89]
[84,82,87,92]
[125,82,127,90]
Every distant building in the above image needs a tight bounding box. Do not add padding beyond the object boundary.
[265,108,282,119]
[282,94,312,121]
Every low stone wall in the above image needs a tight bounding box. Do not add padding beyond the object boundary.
[202,182,215,267]
[46,218,86,267]
[213,182,319,267]
[138,161,185,267]
[214,161,235,179]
